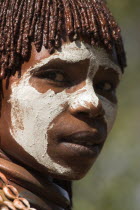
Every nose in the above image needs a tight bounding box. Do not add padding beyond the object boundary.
[68,84,105,119]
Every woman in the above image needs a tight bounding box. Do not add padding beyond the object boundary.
[0,0,126,209]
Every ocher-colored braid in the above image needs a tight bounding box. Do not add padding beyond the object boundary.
[43,0,51,48]
[55,0,63,47]
[0,0,126,80]
[48,0,55,51]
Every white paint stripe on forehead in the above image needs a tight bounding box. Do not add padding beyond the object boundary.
[29,41,92,72]
[27,41,122,79]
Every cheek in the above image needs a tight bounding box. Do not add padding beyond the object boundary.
[9,78,69,166]
[99,96,117,133]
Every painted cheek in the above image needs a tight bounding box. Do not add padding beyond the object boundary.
[9,76,71,173]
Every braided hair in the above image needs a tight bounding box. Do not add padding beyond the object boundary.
[0,0,126,80]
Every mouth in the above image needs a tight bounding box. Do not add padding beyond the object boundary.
[61,131,105,155]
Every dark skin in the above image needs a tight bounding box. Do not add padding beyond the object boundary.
[0,44,121,180]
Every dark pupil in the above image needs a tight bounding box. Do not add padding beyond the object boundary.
[96,83,104,90]
[96,82,111,92]
[47,72,56,80]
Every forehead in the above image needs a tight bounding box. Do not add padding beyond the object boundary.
[23,41,122,78]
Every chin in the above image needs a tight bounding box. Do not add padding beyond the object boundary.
[64,169,91,181]
[49,168,90,181]
[46,158,97,181]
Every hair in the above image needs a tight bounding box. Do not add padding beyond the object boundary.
[0,0,126,81]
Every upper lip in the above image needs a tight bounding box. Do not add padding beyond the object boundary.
[62,131,105,147]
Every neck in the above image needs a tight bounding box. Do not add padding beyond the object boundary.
[0,149,72,210]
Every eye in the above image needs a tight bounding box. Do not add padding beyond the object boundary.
[42,71,65,82]
[32,69,67,83]
[95,81,114,92]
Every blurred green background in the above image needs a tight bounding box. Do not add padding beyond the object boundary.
[73,0,140,209]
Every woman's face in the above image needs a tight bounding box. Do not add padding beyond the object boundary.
[0,41,122,180]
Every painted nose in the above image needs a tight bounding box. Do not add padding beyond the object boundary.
[68,87,105,119]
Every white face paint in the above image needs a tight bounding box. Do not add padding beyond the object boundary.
[9,41,122,176]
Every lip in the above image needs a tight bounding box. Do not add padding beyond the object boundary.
[60,131,105,156]
[62,131,104,145]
